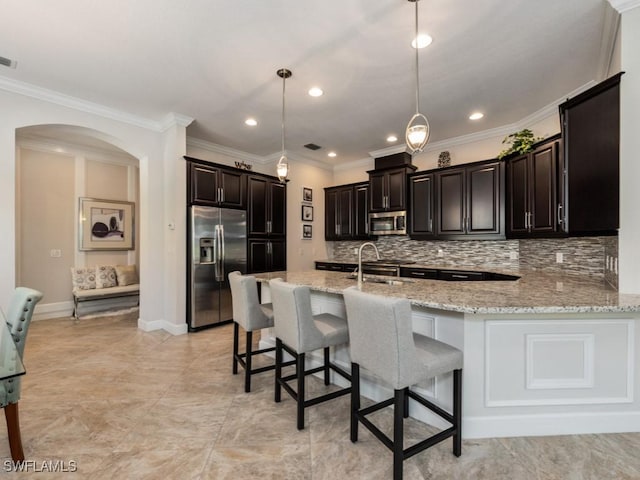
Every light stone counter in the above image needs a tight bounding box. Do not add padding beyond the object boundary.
[255,269,640,314]
[255,269,640,439]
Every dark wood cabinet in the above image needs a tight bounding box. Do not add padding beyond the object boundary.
[559,73,621,235]
[188,161,245,209]
[247,176,286,237]
[248,239,286,273]
[506,137,561,238]
[435,160,504,240]
[409,173,435,238]
[368,166,415,213]
[325,182,369,240]
[315,261,357,272]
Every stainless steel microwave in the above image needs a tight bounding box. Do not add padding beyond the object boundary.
[368,211,406,235]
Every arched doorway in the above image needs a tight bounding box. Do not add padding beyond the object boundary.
[15,124,141,321]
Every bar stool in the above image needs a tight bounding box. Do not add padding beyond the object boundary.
[229,271,277,393]
[269,279,351,430]
[343,287,463,480]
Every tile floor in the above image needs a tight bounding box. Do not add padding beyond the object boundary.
[2,311,640,479]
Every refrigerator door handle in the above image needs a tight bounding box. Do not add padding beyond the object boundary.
[219,224,225,279]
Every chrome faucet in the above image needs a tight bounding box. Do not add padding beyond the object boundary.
[357,242,380,290]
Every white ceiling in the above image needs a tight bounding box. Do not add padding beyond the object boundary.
[1,0,614,166]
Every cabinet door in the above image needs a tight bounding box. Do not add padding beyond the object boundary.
[247,239,268,273]
[269,181,287,237]
[219,169,246,209]
[387,169,407,211]
[506,155,529,236]
[247,176,268,236]
[530,142,557,234]
[437,168,466,235]
[325,189,339,240]
[466,161,502,236]
[369,171,387,212]
[337,187,353,238]
[191,165,219,205]
[269,240,287,272]
[353,183,369,239]
[409,173,435,237]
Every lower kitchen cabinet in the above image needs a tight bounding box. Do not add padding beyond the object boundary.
[248,239,286,273]
[315,261,357,272]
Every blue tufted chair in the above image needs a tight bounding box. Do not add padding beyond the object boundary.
[1,287,43,462]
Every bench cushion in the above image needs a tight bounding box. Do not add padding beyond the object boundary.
[71,267,96,290]
[73,284,139,300]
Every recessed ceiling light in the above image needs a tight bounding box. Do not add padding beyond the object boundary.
[308,87,324,97]
[411,34,433,49]
[387,135,398,142]
[327,152,337,158]
[244,118,258,126]
[469,112,484,120]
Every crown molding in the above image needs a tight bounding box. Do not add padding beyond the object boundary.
[160,113,194,130]
[598,4,621,80]
[607,0,640,13]
[186,137,269,164]
[17,137,138,165]
[264,150,334,172]
[368,144,408,159]
[0,74,175,132]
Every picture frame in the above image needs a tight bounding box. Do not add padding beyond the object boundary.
[302,187,313,203]
[301,204,314,221]
[302,224,313,239]
[79,197,135,251]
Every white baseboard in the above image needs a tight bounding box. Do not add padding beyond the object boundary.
[33,301,73,320]
[464,411,640,439]
[138,317,188,335]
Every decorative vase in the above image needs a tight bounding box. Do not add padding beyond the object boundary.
[438,151,451,168]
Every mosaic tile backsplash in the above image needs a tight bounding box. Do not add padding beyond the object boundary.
[330,235,618,284]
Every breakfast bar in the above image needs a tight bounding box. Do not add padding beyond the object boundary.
[255,268,640,439]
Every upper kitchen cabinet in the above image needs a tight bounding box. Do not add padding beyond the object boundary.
[506,135,562,238]
[186,158,246,209]
[559,73,622,236]
[409,172,435,239]
[436,160,505,240]
[368,166,416,213]
[247,175,286,237]
[325,182,370,241]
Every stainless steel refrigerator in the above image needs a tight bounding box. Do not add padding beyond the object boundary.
[188,206,247,330]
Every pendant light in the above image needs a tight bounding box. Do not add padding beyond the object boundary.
[276,68,292,182]
[405,0,430,154]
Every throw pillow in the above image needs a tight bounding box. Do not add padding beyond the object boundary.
[114,265,139,286]
[96,265,117,289]
[70,267,96,290]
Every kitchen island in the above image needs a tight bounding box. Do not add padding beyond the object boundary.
[254,269,640,439]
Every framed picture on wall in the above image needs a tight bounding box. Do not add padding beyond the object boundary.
[79,197,135,251]
[302,224,312,239]
[302,187,313,203]
[301,204,314,221]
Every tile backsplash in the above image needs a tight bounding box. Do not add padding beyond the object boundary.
[330,235,617,284]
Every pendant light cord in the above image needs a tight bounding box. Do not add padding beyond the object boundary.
[281,73,286,155]
[414,0,420,115]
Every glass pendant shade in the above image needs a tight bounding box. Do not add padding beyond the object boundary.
[406,112,430,153]
[276,154,289,182]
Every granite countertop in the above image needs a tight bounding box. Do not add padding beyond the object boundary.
[255,268,640,315]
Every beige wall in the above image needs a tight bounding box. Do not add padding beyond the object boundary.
[17,143,139,311]
[18,148,75,302]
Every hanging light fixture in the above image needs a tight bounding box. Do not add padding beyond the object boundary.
[276,68,292,182]
[405,0,430,154]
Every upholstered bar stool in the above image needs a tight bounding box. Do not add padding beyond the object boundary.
[269,279,351,430]
[229,271,278,393]
[343,288,463,480]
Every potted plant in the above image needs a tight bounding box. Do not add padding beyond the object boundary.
[497,129,542,159]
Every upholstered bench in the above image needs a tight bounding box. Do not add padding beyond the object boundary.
[71,265,139,319]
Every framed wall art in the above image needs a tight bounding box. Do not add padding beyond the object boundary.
[302,187,313,203]
[301,204,314,221]
[302,224,312,239]
[79,197,135,251]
